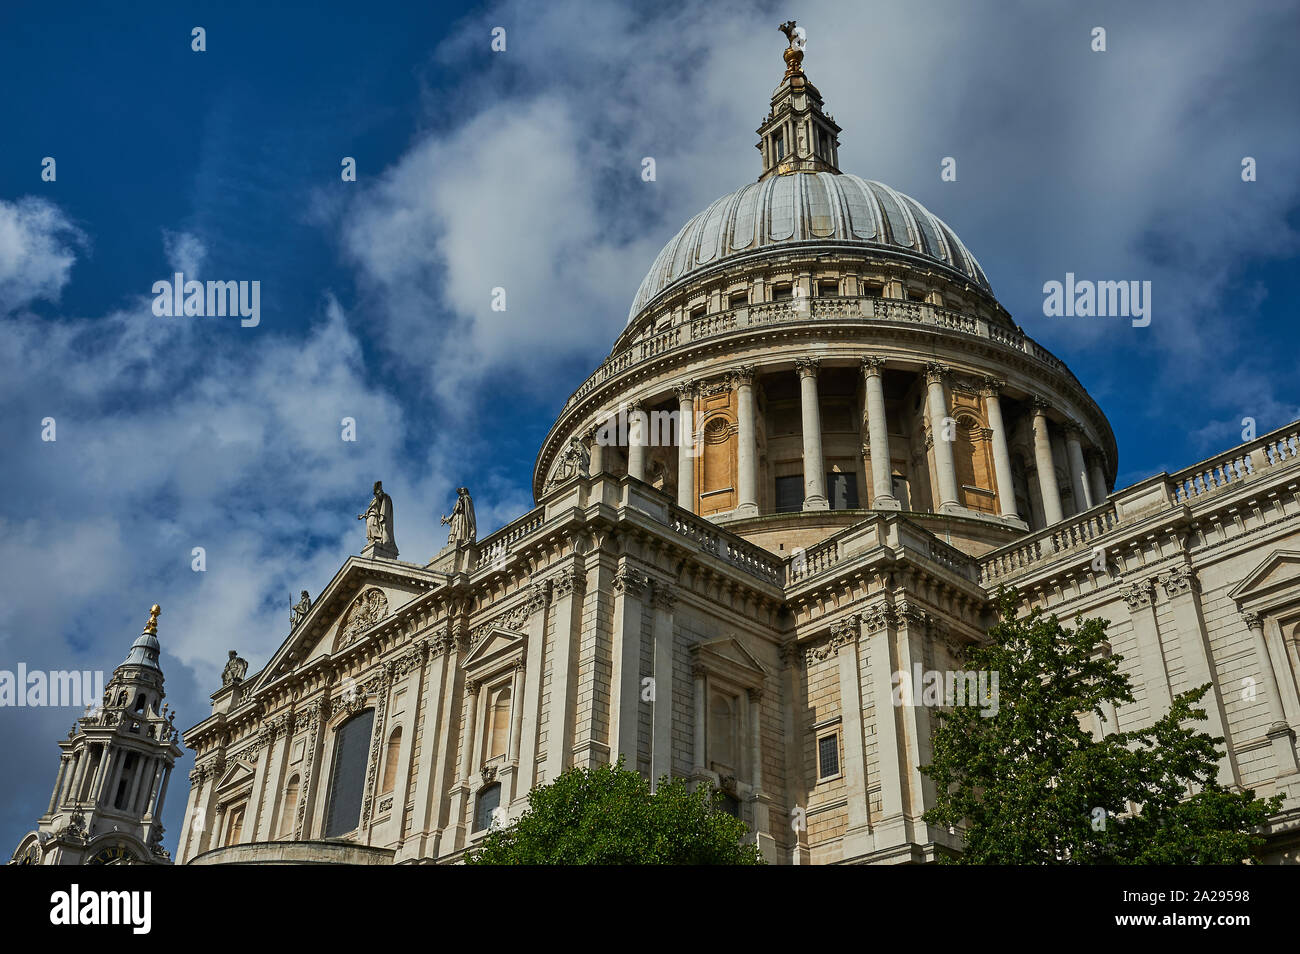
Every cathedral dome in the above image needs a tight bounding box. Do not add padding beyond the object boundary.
[628,173,991,325]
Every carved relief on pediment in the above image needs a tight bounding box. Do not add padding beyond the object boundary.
[335,587,390,650]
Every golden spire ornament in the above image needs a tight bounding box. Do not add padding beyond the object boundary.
[779,20,806,78]
[143,603,161,635]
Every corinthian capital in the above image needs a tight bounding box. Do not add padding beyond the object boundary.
[794,357,821,378]
[729,366,756,388]
[861,355,886,376]
[924,362,950,385]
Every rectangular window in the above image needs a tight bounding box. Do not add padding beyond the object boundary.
[818,734,840,780]
[907,288,926,302]
[689,305,706,321]
[775,475,804,513]
[323,709,376,838]
[863,282,884,298]
[817,279,838,297]
[772,283,793,301]
[827,472,859,510]
[775,134,785,159]
[729,291,747,309]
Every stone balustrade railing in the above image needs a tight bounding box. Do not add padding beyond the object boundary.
[667,508,784,586]
[565,296,1072,412]
[473,508,545,571]
[980,422,1300,586]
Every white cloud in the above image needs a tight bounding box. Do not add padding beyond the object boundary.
[0,197,86,313]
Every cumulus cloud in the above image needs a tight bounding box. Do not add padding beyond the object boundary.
[0,197,86,313]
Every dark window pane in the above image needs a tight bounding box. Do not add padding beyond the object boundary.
[818,735,839,778]
[323,709,374,838]
[775,475,804,513]
[720,793,741,818]
[475,783,501,831]
[827,472,859,510]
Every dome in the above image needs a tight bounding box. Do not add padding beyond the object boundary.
[628,172,991,324]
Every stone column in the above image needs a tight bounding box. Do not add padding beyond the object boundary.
[733,367,759,517]
[1086,450,1109,504]
[862,357,898,509]
[833,615,870,858]
[650,584,676,791]
[1159,566,1238,786]
[863,604,906,846]
[544,566,585,777]
[626,400,646,482]
[674,383,696,512]
[925,364,960,512]
[505,662,527,806]
[403,633,451,859]
[981,378,1019,518]
[1122,581,1173,715]
[1242,612,1300,778]
[513,580,550,805]
[895,603,937,841]
[795,358,828,510]
[610,565,648,767]
[151,763,173,821]
[586,425,604,477]
[47,756,70,814]
[746,687,775,861]
[1064,424,1094,511]
[692,664,707,777]
[1031,400,1064,525]
[1050,430,1074,516]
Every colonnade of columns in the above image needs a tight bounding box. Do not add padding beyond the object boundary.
[581,356,1110,528]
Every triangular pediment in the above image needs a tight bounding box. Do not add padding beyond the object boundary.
[1229,549,1300,605]
[695,636,768,681]
[214,761,256,794]
[463,628,526,672]
[252,557,446,691]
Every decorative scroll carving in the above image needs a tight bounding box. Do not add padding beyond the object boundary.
[1122,580,1156,611]
[1158,565,1198,597]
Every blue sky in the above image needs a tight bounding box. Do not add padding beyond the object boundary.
[2,0,1298,856]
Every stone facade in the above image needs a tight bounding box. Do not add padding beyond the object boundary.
[170,29,1300,864]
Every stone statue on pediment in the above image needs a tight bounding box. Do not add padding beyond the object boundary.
[291,590,312,629]
[359,480,398,558]
[441,487,477,546]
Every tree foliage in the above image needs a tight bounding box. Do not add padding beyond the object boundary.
[922,589,1280,864]
[466,760,764,865]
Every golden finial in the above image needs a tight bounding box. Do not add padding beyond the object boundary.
[779,20,805,78]
[143,604,161,635]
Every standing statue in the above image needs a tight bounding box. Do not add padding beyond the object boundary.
[358,480,397,554]
[221,650,248,687]
[291,590,312,629]
[440,487,477,546]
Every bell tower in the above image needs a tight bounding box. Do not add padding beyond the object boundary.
[9,604,182,865]
[757,21,842,181]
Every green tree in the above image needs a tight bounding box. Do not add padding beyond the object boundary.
[466,759,764,865]
[922,589,1280,864]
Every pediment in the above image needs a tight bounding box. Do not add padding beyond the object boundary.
[252,557,444,691]
[214,761,256,794]
[463,628,526,673]
[1229,549,1300,606]
[694,636,768,686]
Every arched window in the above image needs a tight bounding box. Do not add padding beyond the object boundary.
[381,728,402,795]
[485,687,511,762]
[474,783,502,832]
[323,709,375,838]
[280,776,300,837]
[134,693,147,713]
